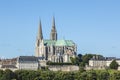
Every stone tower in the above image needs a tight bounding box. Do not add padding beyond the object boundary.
[50,17,57,40]
[35,20,43,56]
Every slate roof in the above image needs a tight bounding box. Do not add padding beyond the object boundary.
[105,57,116,60]
[37,57,45,60]
[90,56,120,61]
[18,56,38,62]
[1,65,17,68]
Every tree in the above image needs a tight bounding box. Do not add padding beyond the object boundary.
[82,54,95,64]
[81,54,94,67]
[61,72,75,80]
[110,71,120,80]
[1,69,16,80]
[86,70,97,80]
[70,57,79,65]
[54,71,64,80]
[78,54,82,62]
[98,71,110,80]
[40,71,55,80]
[15,70,30,80]
[110,60,119,70]
[80,72,87,80]
[79,67,85,72]
[0,69,4,79]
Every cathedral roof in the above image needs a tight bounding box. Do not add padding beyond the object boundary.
[55,40,68,46]
[43,39,75,46]
[43,40,56,46]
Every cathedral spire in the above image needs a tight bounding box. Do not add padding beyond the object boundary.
[52,16,56,30]
[35,20,43,57]
[37,20,43,41]
[50,17,57,40]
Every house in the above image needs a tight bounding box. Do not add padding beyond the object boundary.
[16,56,39,70]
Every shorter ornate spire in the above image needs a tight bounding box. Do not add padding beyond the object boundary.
[50,16,57,40]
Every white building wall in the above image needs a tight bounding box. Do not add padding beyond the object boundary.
[89,60,106,67]
[64,54,69,63]
[18,62,38,70]
[106,60,113,67]
[116,60,120,65]
[89,60,94,66]
[39,60,46,67]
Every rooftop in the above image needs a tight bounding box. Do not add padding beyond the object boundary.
[43,39,75,46]
[18,56,38,62]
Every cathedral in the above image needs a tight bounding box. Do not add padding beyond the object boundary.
[35,17,77,63]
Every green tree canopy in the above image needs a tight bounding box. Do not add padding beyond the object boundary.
[110,60,119,70]
[98,71,110,80]
[1,69,16,80]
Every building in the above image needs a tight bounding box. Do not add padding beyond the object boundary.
[87,55,107,70]
[0,56,39,71]
[35,17,77,63]
[37,57,47,67]
[86,55,120,70]
[16,56,39,70]
[0,58,17,71]
[0,18,77,71]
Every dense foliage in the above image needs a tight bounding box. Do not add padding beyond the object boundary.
[0,69,120,80]
[110,60,119,70]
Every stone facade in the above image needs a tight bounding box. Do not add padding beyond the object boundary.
[48,65,79,71]
[35,17,77,64]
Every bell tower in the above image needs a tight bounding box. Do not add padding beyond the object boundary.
[35,20,43,57]
[50,17,57,40]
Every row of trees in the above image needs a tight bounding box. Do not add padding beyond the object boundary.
[0,69,120,80]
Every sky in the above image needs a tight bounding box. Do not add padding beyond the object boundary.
[0,0,120,58]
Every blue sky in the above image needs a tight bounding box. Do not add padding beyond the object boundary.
[0,0,120,58]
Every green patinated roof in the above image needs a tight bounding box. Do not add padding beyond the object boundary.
[43,39,75,46]
[66,40,75,46]
[43,40,56,46]
[55,40,68,46]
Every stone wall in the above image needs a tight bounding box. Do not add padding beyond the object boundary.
[48,65,79,71]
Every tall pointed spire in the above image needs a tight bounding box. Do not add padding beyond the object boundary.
[52,16,56,30]
[50,16,57,40]
[37,20,43,40]
[35,20,43,57]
